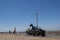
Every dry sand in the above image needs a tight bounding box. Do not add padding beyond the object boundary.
[0,34,60,40]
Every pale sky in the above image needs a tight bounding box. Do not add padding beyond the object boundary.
[0,0,60,32]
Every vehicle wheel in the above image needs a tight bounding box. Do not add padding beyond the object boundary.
[33,34,35,36]
[42,34,45,37]
[37,34,39,36]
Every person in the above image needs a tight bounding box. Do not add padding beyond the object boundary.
[13,27,16,34]
[9,30,12,34]
[29,24,36,30]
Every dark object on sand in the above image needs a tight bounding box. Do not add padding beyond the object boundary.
[9,27,16,34]
[9,30,12,34]
[13,27,16,34]
[26,24,46,37]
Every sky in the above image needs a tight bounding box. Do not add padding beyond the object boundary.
[0,0,60,32]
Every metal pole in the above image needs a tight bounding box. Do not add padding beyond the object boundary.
[36,13,38,28]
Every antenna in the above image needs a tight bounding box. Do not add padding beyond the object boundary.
[36,13,38,28]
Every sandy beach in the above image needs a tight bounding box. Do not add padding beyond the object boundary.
[0,33,60,40]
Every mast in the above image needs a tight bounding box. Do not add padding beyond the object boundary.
[36,13,38,28]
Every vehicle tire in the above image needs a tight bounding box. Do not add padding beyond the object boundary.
[37,34,39,36]
[42,34,45,37]
[33,34,36,36]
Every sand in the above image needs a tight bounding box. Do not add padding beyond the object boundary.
[0,34,60,40]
